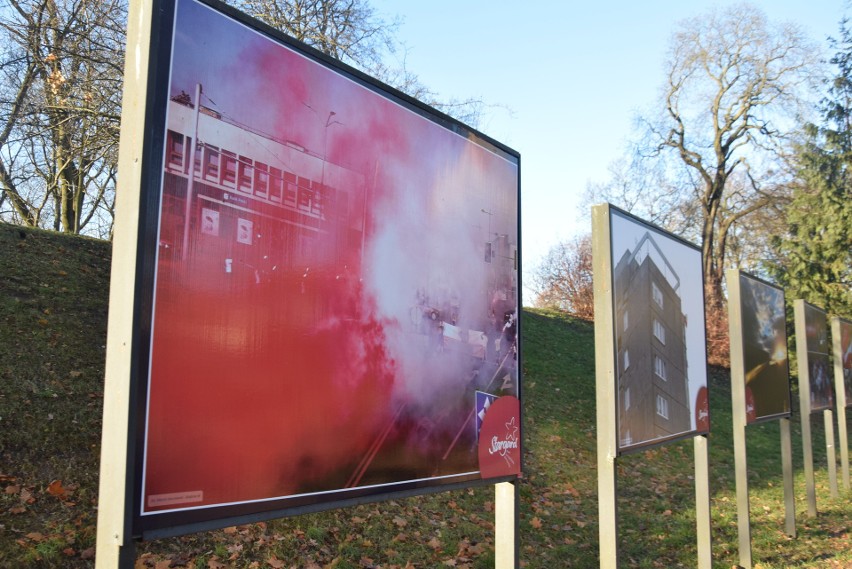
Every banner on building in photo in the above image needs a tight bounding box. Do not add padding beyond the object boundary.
[733,273,792,424]
[114,0,521,539]
[603,206,709,454]
[803,303,833,413]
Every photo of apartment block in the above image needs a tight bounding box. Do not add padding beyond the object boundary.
[614,231,691,449]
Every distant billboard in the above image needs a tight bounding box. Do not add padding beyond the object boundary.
[733,273,792,424]
[802,303,833,413]
[605,207,709,453]
[834,318,852,408]
[129,0,520,537]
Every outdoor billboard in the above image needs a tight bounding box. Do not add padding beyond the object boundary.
[605,207,709,453]
[834,318,852,408]
[123,0,521,537]
[732,273,792,424]
[802,303,833,414]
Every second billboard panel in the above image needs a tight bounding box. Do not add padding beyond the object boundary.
[607,207,709,453]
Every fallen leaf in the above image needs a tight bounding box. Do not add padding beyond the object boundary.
[392,516,407,528]
[530,517,543,529]
[81,548,95,559]
[63,547,76,556]
[47,479,69,500]
[5,484,20,494]
[26,532,46,542]
[20,488,35,504]
[267,555,285,568]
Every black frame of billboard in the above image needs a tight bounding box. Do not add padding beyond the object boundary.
[123,0,522,540]
[736,271,793,425]
[605,205,710,456]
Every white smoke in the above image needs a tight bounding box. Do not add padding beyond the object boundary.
[363,146,504,407]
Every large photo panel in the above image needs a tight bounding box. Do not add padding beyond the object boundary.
[736,273,792,424]
[137,0,520,534]
[803,303,833,413]
[836,318,852,408]
[608,207,709,453]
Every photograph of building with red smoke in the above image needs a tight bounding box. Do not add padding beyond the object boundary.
[140,0,520,518]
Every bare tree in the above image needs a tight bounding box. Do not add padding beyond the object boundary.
[231,0,488,126]
[0,0,492,236]
[599,3,821,311]
[0,0,125,236]
[530,234,594,320]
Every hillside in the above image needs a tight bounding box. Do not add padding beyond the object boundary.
[1,221,851,568]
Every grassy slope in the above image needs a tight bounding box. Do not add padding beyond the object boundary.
[1,222,850,568]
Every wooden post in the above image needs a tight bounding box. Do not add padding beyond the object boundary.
[694,435,712,569]
[780,418,797,537]
[495,481,518,568]
[825,410,839,498]
[832,317,850,492]
[592,204,619,569]
[726,269,751,568]
[794,300,818,517]
[95,0,156,566]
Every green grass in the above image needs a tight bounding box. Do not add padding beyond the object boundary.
[1,223,851,567]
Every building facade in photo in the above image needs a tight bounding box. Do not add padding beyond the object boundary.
[614,232,690,448]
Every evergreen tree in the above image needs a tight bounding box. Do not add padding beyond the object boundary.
[770,19,852,317]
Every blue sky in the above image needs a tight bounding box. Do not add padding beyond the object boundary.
[370,0,845,302]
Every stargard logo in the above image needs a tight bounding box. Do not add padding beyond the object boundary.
[488,417,519,467]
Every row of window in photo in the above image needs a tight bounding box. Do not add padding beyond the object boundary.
[165,131,328,218]
[622,311,668,345]
[622,350,669,381]
[622,388,671,419]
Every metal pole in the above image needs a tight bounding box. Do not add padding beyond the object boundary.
[182,82,202,260]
